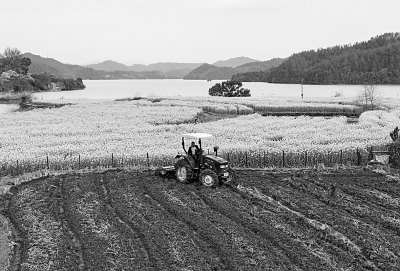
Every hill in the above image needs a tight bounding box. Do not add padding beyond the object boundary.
[25,53,105,79]
[232,32,400,84]
[183,64,237,80]
[139,62,203,73]
[183,58,284,80]
[212,56,259,67]
[24,53,174,80]
[85,60,131,71]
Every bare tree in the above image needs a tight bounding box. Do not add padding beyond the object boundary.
[1,47,22,72]
[356,84,382,109]
[3,47,22,59]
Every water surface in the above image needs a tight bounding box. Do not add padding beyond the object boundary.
[32,79,400,100]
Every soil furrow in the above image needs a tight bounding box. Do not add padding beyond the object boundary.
[62,174,153,271]
[194,186,334,271]
[234,173,397,270]
[103,173,222,271]
[171,182,296,270]
[140,178,237,270]
[94,177,165,271]
[7,177,83,271]
[59,176,86,271]
[0,195,22,271]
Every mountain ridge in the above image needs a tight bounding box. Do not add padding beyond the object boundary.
[24,53,177,80]
[22,53,283,80]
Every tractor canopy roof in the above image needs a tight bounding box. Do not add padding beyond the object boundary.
[182,133,213,139]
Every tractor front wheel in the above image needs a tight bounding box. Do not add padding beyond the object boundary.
[175,159,192,183]
[224,168,237,184]
[199,169,218,187]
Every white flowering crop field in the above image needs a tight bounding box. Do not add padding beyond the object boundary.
[0,100,398,175]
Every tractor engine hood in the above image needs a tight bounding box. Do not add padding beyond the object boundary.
[203,155,228,165]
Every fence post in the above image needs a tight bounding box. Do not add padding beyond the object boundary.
[46,155,49,169]
[340,149,343,166]
[112,153,114,167]
[78,154,81,169]
[227,153,230,162]
[16,160,19,175]
[282,151,285,168]
[368,146,373,161]
[304,151,307,167]
[147,152,150,167]
[263,151,266,168]
[245,152,248,168]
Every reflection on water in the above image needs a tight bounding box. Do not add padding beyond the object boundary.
[0,104,18,114]
[31,79,400,101]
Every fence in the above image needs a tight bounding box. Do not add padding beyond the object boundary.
[219,148,368,168]
[0,147,372,177]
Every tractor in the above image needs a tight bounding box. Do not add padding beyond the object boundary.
[157,133,236,187]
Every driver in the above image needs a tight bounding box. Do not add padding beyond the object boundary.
[188,141,199,157]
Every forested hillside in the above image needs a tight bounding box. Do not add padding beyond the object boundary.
[233,33,400,84]
[183,64,237,80]
[184,58,284,80]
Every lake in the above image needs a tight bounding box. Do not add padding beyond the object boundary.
[33,79,400,100]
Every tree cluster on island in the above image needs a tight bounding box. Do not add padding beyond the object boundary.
[209,81,251,97]
[0,48,85,93]
[233,33,400,85]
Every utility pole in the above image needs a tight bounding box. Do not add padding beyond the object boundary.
[301,78,304,100]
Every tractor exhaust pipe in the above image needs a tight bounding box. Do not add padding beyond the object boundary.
[214,146,219,156]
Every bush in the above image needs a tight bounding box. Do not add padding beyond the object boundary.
[19,93,32,104]
[209,80,251,97]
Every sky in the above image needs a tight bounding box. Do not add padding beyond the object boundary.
[0,0,399,65]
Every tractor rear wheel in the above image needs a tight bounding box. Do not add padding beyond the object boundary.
[199,169,218,187]
[175,159,193,183]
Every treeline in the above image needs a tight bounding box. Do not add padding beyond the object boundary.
[232,33,400,85]
[0,48,85,92]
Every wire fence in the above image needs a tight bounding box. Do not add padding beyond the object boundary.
[0,147,373,177]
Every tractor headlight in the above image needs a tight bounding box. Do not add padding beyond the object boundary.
[220,165,227,168]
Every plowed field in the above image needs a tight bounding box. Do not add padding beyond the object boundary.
[1,169,400,270]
